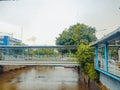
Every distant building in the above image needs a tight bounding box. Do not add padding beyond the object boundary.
[0,34,22,60]
[0,35,22,45]
[91,27,120,90]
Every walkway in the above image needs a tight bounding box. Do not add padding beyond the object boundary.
[0,45,78,66]
[0,60,78,66]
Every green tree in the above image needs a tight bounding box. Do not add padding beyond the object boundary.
[33,49,56,56]
[76,44,94,67]
[56,23,97,45]
[56,23,99,81]
[56,23,98,81]
[76,44,99,81]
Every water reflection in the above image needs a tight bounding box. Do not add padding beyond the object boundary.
[0,66,92,90]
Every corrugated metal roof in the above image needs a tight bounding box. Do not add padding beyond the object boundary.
[91,27,120,46]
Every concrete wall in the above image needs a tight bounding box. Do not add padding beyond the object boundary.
[0,66,3,73]
[2,65,25,72]
[100,72,120,90]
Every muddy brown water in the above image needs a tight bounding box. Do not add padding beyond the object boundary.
[0,66,100,90]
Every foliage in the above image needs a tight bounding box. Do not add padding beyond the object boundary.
[85,64,99,82]
[32,49,58,56]
[76,44,99,81]
[13,42,26,46]
[10,48,57,56]
[108,47,119,60]
[55,23,99,81]
[76,44,94,67]
[56,23,97,46]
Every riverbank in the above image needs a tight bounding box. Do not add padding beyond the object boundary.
[0,65,26,73]
[77,66,108,90]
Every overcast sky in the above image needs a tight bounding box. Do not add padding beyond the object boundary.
[0,0,120,45]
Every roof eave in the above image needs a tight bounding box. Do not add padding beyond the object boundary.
[91,27,120,46]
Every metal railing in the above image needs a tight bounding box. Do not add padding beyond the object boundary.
[98,57,120,77]
[2,55,75,61]
[108,59,120,77]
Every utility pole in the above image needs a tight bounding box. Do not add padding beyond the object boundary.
[21,26,23,41]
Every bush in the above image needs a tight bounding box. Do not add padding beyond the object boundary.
[76,44,99,82]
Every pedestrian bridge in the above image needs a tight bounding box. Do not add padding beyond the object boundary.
[0,45,78,66]
[0,60,78,66]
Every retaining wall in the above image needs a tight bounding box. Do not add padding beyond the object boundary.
[1,65,26,72]
[100,72,120,90]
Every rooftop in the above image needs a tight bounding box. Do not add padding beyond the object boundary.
[91,27,120,46]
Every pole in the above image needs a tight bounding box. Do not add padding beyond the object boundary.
[21,26,23,41]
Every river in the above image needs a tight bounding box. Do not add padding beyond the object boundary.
[0,66,99,90]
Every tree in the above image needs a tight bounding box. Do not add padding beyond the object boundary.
[76,44,94,68]
[33,49,57,56]
[56,23,97,54]
[76,44,99,81]
[56,23,99,81]
[56,23,97,45]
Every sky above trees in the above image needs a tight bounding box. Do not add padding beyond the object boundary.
[0,0,120,45]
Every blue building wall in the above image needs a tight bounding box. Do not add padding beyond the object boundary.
[0,36,21,45]
[100,73,120,90]
[3,36,10,45]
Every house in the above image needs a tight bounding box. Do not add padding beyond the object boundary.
[91,27,120,90]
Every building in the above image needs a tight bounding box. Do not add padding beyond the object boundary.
[0,34,23,60]
[0,35,22,45]
[91,27,120,90]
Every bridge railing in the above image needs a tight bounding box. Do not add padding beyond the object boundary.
[2,55,75,61]
[0,45,77,61]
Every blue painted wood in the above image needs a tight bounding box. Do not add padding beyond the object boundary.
[95,45,99,69]
[100,72,120,90]
[96,68,120,81]
[104,42,108,72]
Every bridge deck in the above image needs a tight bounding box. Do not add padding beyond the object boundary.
[0,60,78,66]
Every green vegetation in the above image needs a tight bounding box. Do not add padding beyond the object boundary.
[7,48,58,58]
[32,49,57,56]
[56,23,97,45]
[76,44,99,82]
[108,47,119,60]
[56,23,99,82]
